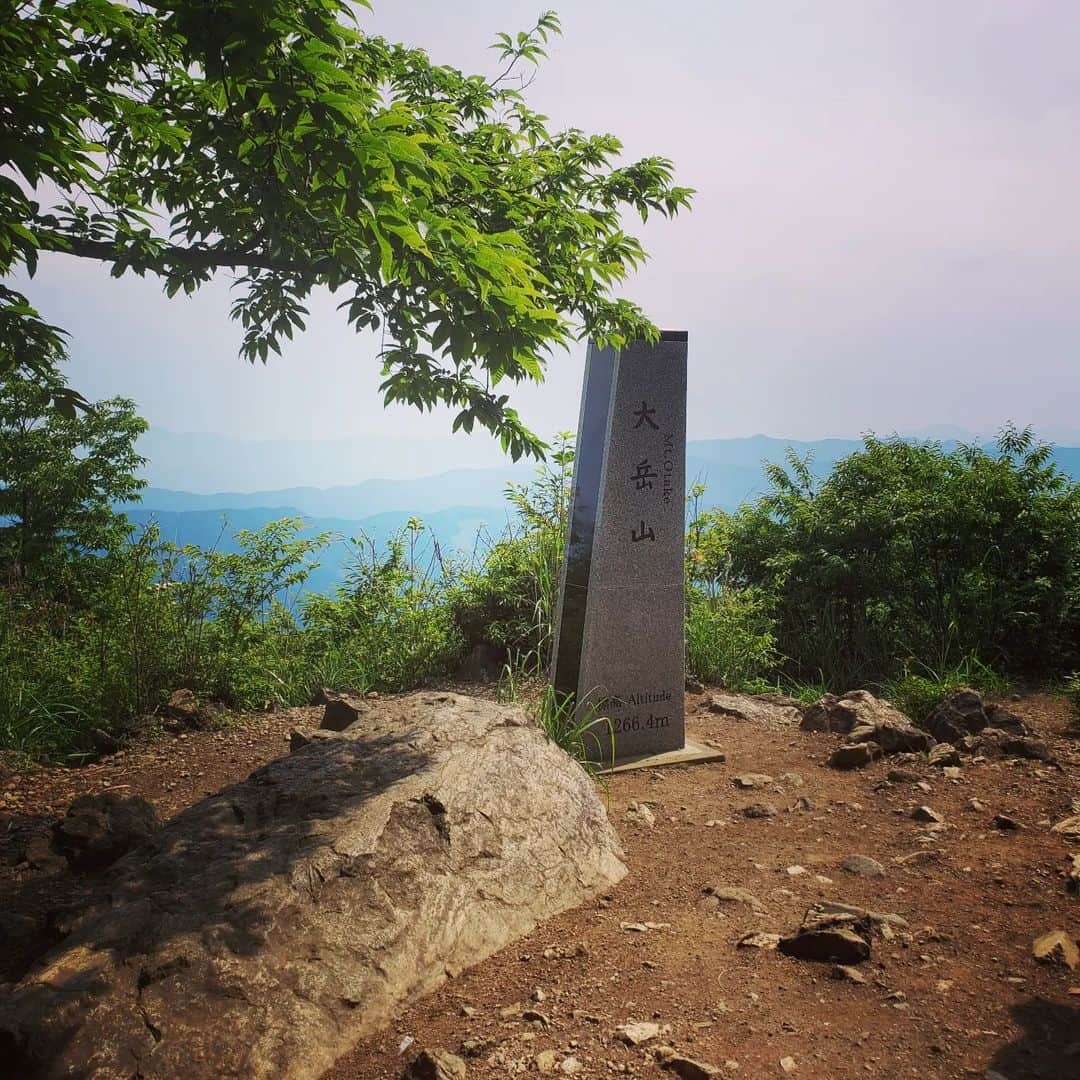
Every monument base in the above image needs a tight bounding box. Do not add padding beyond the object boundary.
[602,737,725,775]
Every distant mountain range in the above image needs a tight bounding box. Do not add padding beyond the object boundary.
[120,434,1080,598]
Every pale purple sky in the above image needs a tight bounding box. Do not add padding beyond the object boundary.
[20,1,1080,462]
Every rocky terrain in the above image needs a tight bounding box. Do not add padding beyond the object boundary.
[1,687,1078,1079]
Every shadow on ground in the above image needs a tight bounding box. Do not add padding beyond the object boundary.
[987,997,1080,1080]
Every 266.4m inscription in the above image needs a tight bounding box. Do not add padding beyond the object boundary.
[611,713,672,734]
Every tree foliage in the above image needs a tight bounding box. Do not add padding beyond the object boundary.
[0,366,146,591]
[1,1,692,454]
[704,428,1080,686]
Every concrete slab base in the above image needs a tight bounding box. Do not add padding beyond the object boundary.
[602,737,725,775]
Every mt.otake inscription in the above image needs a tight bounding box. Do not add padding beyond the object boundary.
[552,333,688,764]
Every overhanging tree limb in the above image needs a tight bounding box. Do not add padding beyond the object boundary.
[1,2,693,459]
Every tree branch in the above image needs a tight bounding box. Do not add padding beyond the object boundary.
[35,231,308,275]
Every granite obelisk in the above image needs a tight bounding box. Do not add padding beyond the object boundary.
[551,332,688,765]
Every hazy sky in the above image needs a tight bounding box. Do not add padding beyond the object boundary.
[19,0,1080,457]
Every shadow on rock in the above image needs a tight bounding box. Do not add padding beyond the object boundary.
[0,693,626,1080]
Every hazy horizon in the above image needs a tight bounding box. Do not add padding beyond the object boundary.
[135,424,1080,494]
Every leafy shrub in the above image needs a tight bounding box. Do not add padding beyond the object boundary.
[303,521,463,693]
[1064,672,1080,728]
[447,434,572,672]
[705,427,1080,688]
[882,657,1010,724]
[685,590,777,691]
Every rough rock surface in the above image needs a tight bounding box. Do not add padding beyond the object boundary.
[53,792,162,872]
[319,691,369,732]
[705,692,803,727]
[922,688,989,745]
[800,690,885,734]
[162,687,205,730]
[403,1048,469,1079]
[0,693,626,1080]
[804,690,933,754]
[778,905,872,965]
[829,742,881,769]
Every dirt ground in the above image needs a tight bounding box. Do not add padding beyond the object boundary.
[2,689,1078,1080]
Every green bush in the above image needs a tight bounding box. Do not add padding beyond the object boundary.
[881,657,1011,725]
[1064,672,1080,727]
[685,589,777,691]
[446,433,572,672]
[702,427,1080,688]
[303,521,463,693]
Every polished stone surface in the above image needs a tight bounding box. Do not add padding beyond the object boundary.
[551,333,688,764]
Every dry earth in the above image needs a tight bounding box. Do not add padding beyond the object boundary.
[2,689,1078,1080]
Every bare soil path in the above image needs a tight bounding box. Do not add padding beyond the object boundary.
[2,691,1078,1080]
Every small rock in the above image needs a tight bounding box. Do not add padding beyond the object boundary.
[928,744,960,768]
[163,687,203,728]
[887,768,919,783]
[741,803,778,819]
[625,801,656,829]
[733,773,774,789]
[778,906,872,965]
[53,792,162,871]
[534,1049,559,1073]
[912,806,943,824]
[1066,854,1080,894]
[780,1058,797,1074]
[998,735,1056,763]
[685,677,706,695]
[656,1046,722,1079]
[704,885,765,911]
[923,688,988,745]
[1033,930,1079,969]
[1051,816,1080,843]
[89,728,122,755]
[943,766,962,780]
[841,855,885,879]
[829,742,881,769]
[785,865,806,876]
[991,813,1023,831]
[459,1037,494,1058]
[814,901,908,934]
[320,692,366,732]
[831,964,867,984]
[402,1049,467,1080]
[560,1057,582,1075]
[737,931,781,950]
[615,1021,660,1045]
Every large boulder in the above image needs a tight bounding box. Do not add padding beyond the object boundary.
[803,690,933,754]
[0,693,626,1080]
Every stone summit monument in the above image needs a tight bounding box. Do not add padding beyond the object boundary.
[552,333,718,768]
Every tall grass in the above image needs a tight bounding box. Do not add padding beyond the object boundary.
[881,655,1011,724]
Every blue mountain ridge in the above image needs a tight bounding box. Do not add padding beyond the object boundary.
[120,435,1080,597]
